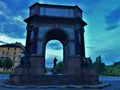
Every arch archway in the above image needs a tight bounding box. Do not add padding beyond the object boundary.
[43,29,69,74]
[45,40,63,74]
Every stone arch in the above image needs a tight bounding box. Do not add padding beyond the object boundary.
[43,28,69,55]
[43,28,69,74]
[8,3,99,85]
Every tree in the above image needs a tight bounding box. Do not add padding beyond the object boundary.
[3,58,13,71]
[0,58,4,68]
[56,61,63,73]
[93,55,106,74]
[113,61,120,66]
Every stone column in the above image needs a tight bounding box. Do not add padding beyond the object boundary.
[65,55,82,75]
[29,55,45,77]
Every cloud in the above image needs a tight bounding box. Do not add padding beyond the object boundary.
[86,46,96,49]
[100,49,120,65]
[1,0,29,11]
[2,24,25,38]
[0,1,10,15]
[105,6,120,25]
[88,45,120,65]
[43,0,101,5]
[47,40,63,50]
[106,24,119,31]
[0,40,7,44]
[0,1,26,39]
[105,6,120,31]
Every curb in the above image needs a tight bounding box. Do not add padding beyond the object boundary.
[1,82,111,89]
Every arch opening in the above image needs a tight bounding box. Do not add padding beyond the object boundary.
[43,29,69,75]
[45,40,63,75]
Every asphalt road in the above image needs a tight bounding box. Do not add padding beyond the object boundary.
[0,74,120,90]
[99,76,120,90]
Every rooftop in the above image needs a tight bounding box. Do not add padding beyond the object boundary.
[30,2,83,12]
[0,42,25,50]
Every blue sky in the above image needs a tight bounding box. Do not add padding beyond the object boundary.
[0,0,120,66]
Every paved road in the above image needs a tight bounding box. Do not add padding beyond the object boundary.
[0,74,120,90]
[99,76,120,90]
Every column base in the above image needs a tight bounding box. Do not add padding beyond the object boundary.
[81,68,99,84]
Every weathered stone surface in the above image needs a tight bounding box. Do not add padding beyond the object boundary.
[8,75,82,85]
[30,56,45,68]
[81,68,99,84]
[29,67,44,76]
[8,67,30,84]
[64,56,81,75]
[14,68,29,75]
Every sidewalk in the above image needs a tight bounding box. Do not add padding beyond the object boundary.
[1,82,111,89]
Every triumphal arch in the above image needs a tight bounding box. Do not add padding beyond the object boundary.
[8,2,99,85]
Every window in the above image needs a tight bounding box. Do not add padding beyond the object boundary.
[2,51,4,56]
[40,7,74,17]
[6,51,9,56]
[14,52,16,56]
[13,56,16,62]
[45,8,69,17]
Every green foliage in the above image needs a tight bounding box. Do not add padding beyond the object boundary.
[113,61,120,66]
[3,58,13,70]
[56,61,63,73]
[102,62,120,76]
[93,55,106,74]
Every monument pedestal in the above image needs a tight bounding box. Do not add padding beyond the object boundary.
[7,55,99,85]
[8,67,30,84]
[29,55,45,76]
[81,68,99,84]
[52,67,58,74]
[64,56,81,75]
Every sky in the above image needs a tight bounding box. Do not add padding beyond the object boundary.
[0,0,120,66]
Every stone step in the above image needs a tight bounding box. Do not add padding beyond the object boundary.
[28,75,81,85]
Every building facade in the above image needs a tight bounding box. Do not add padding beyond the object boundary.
[0,42,25,70]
